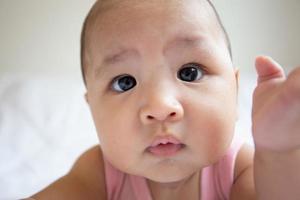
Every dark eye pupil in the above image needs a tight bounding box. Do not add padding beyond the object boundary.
[118,76,136,91]
[179,67,199,82]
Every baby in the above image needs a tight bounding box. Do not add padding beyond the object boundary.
[28,0,300,199]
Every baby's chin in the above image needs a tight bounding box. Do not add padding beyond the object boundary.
[147,173,196,184]
[140,160,201,184]
[145,168,200,189]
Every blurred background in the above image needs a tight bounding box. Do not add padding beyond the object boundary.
[0,0,299,199]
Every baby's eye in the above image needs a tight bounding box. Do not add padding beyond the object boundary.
[178,63,204,82]
[111,75,137,92]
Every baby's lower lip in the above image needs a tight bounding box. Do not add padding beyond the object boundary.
[147,143,185,157]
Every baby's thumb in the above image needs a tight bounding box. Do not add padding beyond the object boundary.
[255,56,285,84]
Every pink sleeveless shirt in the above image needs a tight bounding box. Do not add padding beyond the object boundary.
[103,139,243,200]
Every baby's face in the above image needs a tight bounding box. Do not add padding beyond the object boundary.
[85,0,238,183]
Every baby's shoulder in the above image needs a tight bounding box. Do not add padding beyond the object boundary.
[234,143,254,180]
[30,145,107,199]
[230,143,256,199]
[70,144,107,197]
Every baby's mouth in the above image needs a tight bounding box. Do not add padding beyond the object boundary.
[147,135,185,157]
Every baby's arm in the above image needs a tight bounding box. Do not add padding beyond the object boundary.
[252,56,300,199]
[28,145,107,200]
[230,144,256,200]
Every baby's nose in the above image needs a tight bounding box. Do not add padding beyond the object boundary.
[139,95,184,125]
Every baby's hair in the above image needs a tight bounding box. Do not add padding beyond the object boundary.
[80,0,232,87]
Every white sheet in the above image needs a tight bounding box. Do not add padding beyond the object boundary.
[0,74,98,199]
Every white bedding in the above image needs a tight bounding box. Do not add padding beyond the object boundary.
[0,74,98,199]
[0,72,255,199]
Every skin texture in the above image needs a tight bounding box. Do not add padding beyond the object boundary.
[29,0,300,199]
[84,0,239,198]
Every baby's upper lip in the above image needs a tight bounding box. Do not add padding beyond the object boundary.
[149,135,183,147]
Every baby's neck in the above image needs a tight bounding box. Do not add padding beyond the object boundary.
[146,171,201,200]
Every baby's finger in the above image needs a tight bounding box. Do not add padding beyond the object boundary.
[255,56,285,84]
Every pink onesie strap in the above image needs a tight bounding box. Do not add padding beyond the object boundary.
[103,158,125,200]
[129,174,153,200]
[201,138,244,200]
[104,157,152,200]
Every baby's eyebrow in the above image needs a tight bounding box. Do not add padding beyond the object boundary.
[102,48,139,66]
[94,48,139,79]
[101,35,205,66]
[94,35,207,79]
[164,35,205,54]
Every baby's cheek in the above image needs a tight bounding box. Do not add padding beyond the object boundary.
[210,121,235,161]
[98,125,137,170]
[197,129,233,166]
[99,134,133,171]
[208,132,233,163]
[188,107,235,165]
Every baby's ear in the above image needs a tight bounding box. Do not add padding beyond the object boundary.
[234,68,240,91]
[234,68,240,121]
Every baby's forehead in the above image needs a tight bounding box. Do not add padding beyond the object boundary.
[87,0,215,27]
[81,0,232,87]
[86,0,222,45]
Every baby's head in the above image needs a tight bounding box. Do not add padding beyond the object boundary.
[81,0,232,86]
[81,0,239,183]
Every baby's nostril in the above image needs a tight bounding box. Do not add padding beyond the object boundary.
[147,115,154,120]
[146,112,176,121]
[170,112,176,117]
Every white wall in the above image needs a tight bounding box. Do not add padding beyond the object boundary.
[0,0,95,80]
[0,0,299,79]
[214,0,300,74]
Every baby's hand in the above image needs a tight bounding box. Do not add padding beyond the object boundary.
[252,56,300,153]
